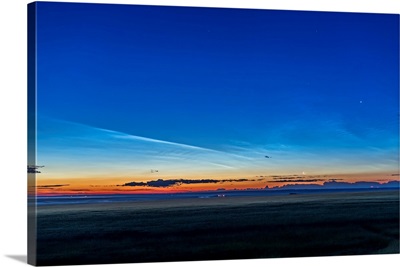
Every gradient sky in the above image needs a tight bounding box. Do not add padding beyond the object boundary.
[34,2,399,194]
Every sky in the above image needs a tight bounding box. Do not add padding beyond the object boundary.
[32,2,399,195]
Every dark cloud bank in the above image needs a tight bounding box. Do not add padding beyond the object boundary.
[36,184,70,188]
[121,178,399,190]
[122,178,254,188]
[265,180,400,190]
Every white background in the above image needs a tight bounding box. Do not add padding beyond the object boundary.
[0,0,399,267]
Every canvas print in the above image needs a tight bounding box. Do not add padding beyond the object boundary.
[28,2,399,266]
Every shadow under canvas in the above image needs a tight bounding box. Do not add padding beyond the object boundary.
[5,255,27,264]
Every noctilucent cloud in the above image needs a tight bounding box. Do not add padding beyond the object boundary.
[34,2,399,193]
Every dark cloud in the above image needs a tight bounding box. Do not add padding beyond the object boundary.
[323,180,400,188]
[123,181,147,187]
[266,180,400,190]
[36,184,69,188]
[272,176,312,180]
[326,178,343,181]
[391,174,399,176]
[270,176,342,182]
[221,178,253,183]
[266,183,322,190]
[273,177,304,180]
[266,175,301,179]
[122,178,254,188]
[147,179,181,187]
[270,179,325,183]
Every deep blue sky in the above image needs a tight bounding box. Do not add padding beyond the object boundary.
[35,2,399,179]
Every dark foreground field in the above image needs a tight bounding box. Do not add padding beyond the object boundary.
[35,190,399,265]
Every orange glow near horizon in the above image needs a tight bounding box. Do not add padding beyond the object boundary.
[33,171,399,196]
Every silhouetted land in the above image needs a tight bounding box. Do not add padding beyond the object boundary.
[35,190,399,265]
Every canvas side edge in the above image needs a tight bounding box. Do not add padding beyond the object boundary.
[27,2,37,266]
